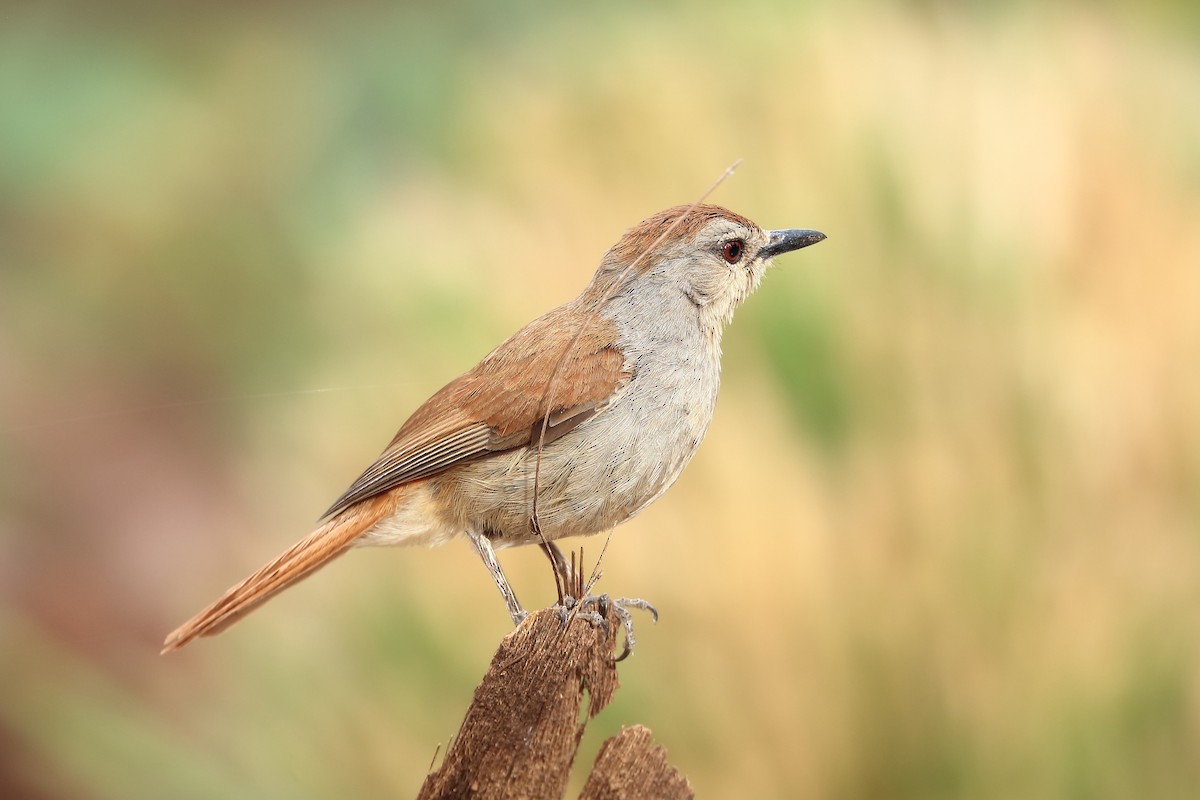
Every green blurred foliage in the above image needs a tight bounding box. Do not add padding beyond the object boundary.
[3,1,1200,798]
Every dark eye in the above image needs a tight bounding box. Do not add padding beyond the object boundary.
[722,239,745,263]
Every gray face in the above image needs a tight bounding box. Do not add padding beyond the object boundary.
[664,218,773,322]
[687,220,827,323]
[655,217,826,334]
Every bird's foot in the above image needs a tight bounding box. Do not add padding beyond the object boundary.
[554,593,659,662]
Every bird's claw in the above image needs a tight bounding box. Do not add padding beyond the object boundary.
[553,593,658,662]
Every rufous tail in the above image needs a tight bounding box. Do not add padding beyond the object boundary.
[161,497,393,653]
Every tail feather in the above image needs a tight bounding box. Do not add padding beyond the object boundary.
[162,496,394,653]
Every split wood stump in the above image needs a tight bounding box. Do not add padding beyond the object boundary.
[419,607,692,800]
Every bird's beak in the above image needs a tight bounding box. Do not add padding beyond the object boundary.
[759,228,827,260]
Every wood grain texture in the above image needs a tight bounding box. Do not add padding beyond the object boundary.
[419,607,690,800]
[580,726,693,800]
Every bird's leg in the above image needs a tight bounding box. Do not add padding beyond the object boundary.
[546,544,601,627]
[467,530,527,626]
[539,541,659,660]
[541,541,575,603]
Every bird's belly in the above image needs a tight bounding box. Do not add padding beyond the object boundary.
[435,375,717,548]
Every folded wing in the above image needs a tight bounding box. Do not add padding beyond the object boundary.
[322,303,629,518]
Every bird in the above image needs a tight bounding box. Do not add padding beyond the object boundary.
[162,203,825,653]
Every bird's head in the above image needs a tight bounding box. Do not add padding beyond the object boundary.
[593,204,826,331]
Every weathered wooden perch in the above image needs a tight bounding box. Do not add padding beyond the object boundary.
[418,607,692,800]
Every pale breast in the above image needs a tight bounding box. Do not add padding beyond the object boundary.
[433,286,723,547]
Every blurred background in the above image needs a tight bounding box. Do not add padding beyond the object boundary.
[2,0,1199,797]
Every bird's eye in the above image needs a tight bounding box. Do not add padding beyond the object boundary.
[722,239,745,263]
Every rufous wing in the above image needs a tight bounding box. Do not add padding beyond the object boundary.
[322,302,629,517]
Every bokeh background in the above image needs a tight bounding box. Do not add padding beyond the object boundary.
[3,1,1200,797]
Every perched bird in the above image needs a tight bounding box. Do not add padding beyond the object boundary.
[163,204,825,652]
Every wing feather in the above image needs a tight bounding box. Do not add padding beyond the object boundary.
[322,303,628,518]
